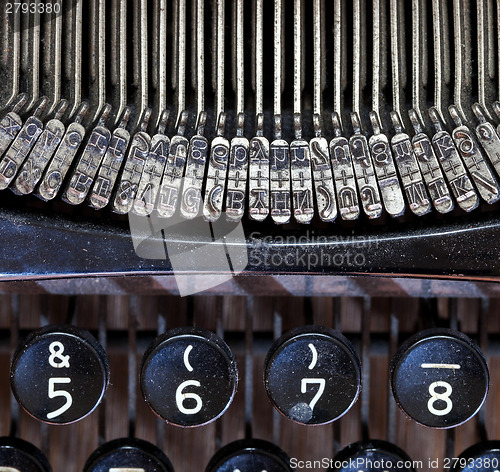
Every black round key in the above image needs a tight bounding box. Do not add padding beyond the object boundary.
[140,327,238,427]
[390,328,489,428]
[206,439,294,472]
[330,440,415,472]
[10,325,110,425]
[451,441,500,472]
[0,437,51,472]
[264,326,361,425]
[83,438,174,472]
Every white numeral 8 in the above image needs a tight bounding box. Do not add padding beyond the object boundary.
[427,381,453,416]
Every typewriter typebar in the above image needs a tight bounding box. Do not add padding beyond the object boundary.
[2,0,500,279]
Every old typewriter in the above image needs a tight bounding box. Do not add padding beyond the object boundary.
[1,0,500,471]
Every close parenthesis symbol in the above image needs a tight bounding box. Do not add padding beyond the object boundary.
[317,185,334,220]
[308,343,318,370]
[184,345,194,372]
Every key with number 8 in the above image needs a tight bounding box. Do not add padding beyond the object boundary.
[10,325,110,425]
[390,328,489,428]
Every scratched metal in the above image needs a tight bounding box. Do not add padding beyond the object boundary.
[368,113,405,218]
[36,106,88,202]
[180,132,209,220]
[62,109,112,205]
[202,135,230,222]
[269,138,291,224]
[473,104,500,181]
[12,112,66,195]
[329,135,359,221]
[0,114,44,190]
[248,135,270,222]
[390,122,431,216]
[409,110,454,214]
[225,134,249,222]
[0,95,26,160]
[450,120,500,205]
[112,130,152,215]
[157,134,189,218]
[349,128,383,219]
[310,136,337,222]
[290,138,314,224]
[134,117,170,217]
[429,108,478,213]
[88,111,131,210]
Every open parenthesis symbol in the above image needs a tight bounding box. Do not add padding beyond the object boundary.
[184,345,194,372]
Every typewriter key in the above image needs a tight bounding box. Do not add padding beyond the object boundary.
[0,437,51,472]
[330,440,415,472]
[390,328,489,428]
[264,326,361,425]
[140,327,238,427]
[10,325,110,425]
[451,441,500,472]
[205,439,293,472]
[83,438,174,472]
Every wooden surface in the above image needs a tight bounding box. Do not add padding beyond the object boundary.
[0,294,498,471]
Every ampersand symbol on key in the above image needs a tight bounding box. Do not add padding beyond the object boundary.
[48,341,70,368]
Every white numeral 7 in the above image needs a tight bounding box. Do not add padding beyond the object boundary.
[47,378,72,419]
[301,378,326,412]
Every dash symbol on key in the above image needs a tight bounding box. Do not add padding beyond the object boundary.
[420,363,461,369]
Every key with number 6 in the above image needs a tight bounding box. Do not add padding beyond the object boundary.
[140,327,238,427]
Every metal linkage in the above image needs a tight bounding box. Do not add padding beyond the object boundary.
[0,1,499,225]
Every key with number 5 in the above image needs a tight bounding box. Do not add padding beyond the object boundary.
[10,325,110,425]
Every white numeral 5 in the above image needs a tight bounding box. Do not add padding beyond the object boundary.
[47,378,73,419]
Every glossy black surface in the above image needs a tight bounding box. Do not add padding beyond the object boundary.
[264,326,361,425]
[83,438,174,472]
[330,440,415,472]
[390,328,489,428]
[140,327,238,427]
[451,441,500,472]
[0,437,52,472]
[2,206,500,279]
[205,439,294,472]
[10,325,110,425]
